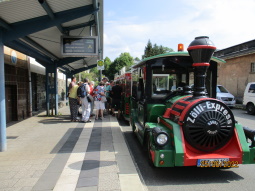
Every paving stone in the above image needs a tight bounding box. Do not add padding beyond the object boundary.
[29,163,49,171]
[53,183,76,191]
[19,187,33,191]
[76,177,98,187]
[0,179,19,188]
[75,186,98,191]
[26,159,47,165]
[99,163,119,174]
[118,174,145,191]
[98,178,121,191]
[0,188,15,191]
[32,170,45,178]
[13,170,37,179]
[79,167,99,178]
[32,172,60,190]
[0,171,16,180]
[85,151,100,158]
[13,178,39,188]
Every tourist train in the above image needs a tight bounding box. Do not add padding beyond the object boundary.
[115,36,255,167]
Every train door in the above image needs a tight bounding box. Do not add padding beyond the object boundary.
[137,78,145,125]
[137,67,146,126]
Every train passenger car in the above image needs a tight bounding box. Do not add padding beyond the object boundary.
[130,36,255,167]
[121,72,132,121]
[115,69,132,121]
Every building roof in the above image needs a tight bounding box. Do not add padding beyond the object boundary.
[0,0,103,75]
[214,39,255,60]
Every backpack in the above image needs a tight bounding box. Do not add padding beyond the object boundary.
[77,84,87,98]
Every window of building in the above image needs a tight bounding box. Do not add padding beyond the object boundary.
[251,63,255,73]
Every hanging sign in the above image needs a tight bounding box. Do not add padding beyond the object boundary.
[11,50,17,65]
[61,36,98,57]
[97,60,104,70]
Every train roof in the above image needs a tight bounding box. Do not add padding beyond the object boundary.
[133,51,226,68]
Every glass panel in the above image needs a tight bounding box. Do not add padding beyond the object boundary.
[217,86,228,93]
[248,84,255,93]
[152,73,172,98]
[131,69,138,98]
[251,63,255,73]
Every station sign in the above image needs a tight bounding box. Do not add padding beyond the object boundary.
[97,60,104,70]
[61,36,98,57]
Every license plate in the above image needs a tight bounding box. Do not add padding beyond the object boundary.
[197,158,229,167]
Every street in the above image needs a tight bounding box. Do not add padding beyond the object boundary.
[120,108,255,191]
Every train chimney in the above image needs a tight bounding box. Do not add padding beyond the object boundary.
[187,36,216,97]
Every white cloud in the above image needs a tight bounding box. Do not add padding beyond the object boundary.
[104,0,255,60]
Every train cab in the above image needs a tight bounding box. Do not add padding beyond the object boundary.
[130,51,222,127]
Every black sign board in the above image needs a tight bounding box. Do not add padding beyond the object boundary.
[61,36,98,57]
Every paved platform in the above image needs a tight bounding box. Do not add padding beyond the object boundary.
[0,106,145,191]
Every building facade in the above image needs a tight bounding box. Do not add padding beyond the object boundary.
[4,47,67,123]
[214,40,255,103]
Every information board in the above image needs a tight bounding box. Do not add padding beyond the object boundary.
[61,36,98,57]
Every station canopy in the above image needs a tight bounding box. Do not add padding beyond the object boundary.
[0,0,103,75]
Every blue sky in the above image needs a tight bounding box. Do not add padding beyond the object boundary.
[104,0,255,61]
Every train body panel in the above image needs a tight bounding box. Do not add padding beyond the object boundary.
[140,117,254,167]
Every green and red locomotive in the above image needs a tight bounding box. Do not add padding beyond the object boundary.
[129,36,255,167]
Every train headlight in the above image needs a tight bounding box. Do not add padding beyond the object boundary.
[152,127,169,147]
[156,133,168,146]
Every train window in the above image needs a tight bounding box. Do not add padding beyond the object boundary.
[152,74,170,92]
[151,67,192,99]
[152,72,175,99]
[132,69,139,99]
[137,78,144,100]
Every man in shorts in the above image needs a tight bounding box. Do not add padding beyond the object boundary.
[111,81,123,118]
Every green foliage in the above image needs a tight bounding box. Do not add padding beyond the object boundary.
[143,40,153,59]
[142,40,174,59]
[103,52,134,80]
[102,57,111,76]
[134,57,140,61]
[74,71,99,83]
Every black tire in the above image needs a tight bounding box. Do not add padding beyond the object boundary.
[146,133,155,167]
[246,103,255,115]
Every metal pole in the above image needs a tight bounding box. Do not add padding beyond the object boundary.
[54,66,58,115]
[27,57,32,117]
[99,70,102,82]
[66,75,68,106]
[45,68,49,115]
[0,30,7,151]
[51,73,53,115]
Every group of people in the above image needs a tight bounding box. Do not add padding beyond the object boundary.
[68,76,123,123]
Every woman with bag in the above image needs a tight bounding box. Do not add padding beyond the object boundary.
[93,82,106,120]
[68,77,79,122]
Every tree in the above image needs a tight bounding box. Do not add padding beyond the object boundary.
[142,40,153,59]
[104,52,134,80]
[102,57,111,76]
[162,46,173,53]
[142,40,174,59]
[74,70,99,83]
[134,57,140,61]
